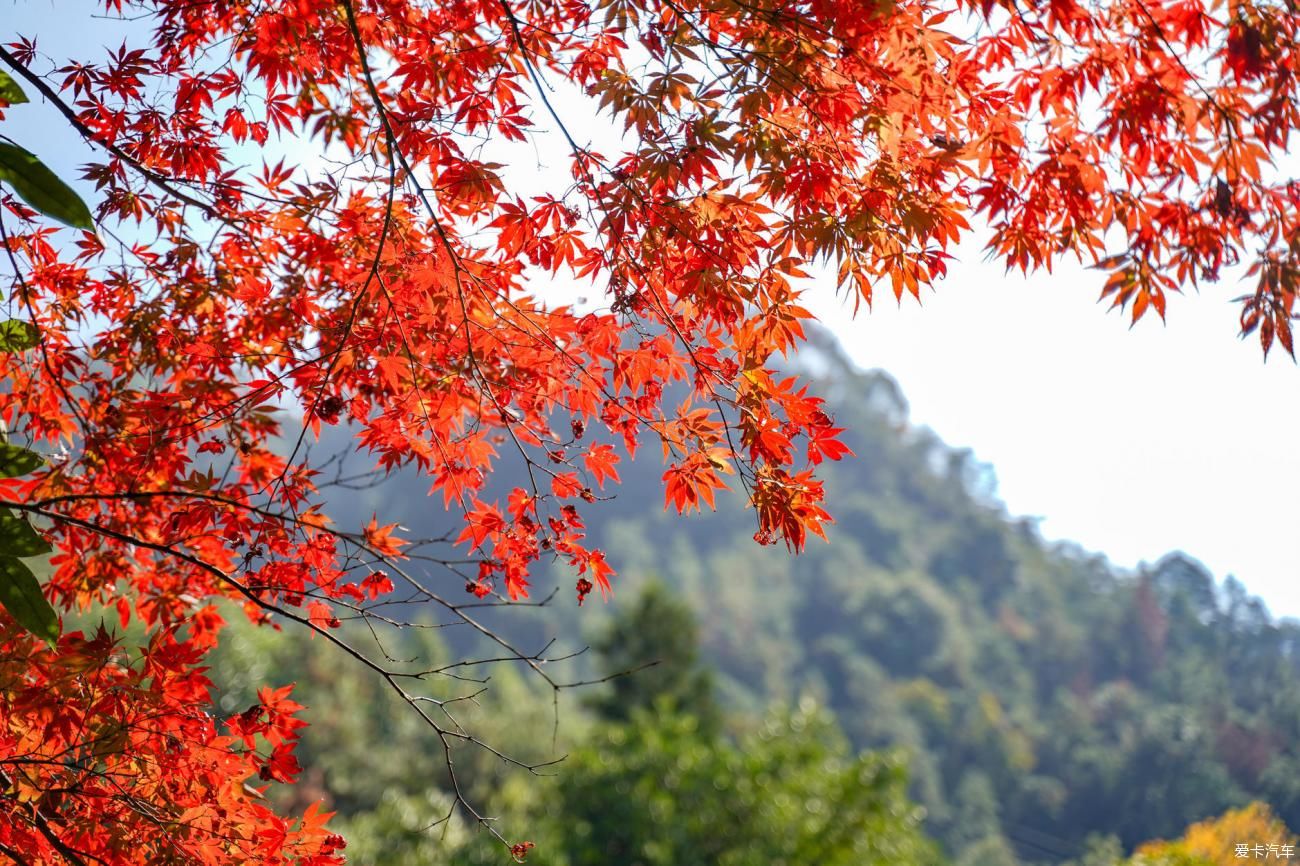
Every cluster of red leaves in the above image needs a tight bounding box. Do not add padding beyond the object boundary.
[0,0,1297,861]
[0,621,339,866]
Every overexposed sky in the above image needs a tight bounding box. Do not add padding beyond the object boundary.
[6,3,1298,619]
[804,243,1300,619]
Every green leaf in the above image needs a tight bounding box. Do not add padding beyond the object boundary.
[0,319,39,353]
[0,510,51,557]
[0,444,44,477]
[0,142,94,230]
[0,555,59,647]
[0,71,28,105]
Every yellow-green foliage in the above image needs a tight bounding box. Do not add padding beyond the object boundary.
[1131,803,1296,866]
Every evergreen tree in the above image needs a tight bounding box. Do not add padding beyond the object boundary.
[586,580,720,732]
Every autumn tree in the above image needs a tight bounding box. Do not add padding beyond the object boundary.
[1127,802,1297,865]
[2,0,1299,862]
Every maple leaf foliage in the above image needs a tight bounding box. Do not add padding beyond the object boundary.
[0,0,1298,861]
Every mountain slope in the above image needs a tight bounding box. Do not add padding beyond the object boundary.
[308,326,1300,864]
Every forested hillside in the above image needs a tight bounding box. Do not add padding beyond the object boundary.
[282,327,1300,864]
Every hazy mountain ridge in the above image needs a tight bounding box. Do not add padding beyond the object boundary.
[305,325,1300,864]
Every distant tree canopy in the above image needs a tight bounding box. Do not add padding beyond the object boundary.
[545,705,938,866]
[1126,803,1297,866]
[293,341,1300,865]
[585,579,719,731]
[204,581,940,866]
[557,581,937,866]
[453,353,1300,865]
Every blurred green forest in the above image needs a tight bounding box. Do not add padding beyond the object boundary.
[208,583,938,865]
[222,328,1300,865]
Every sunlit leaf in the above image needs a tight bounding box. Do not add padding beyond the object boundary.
[0,319,39,353]
[0,444,44,477]
[0,509,51,557]
[0,555,59,647]
[0,142,94,230]
[0,70,28,105]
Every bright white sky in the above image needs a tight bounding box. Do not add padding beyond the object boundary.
[6,3,1298,620]
[805,245,1300,620]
